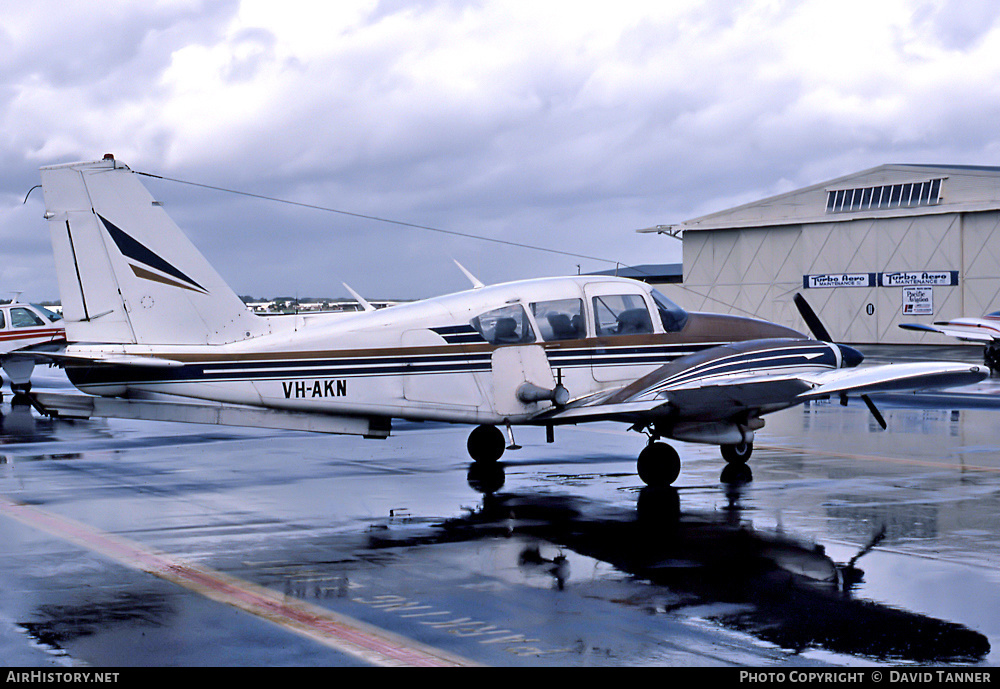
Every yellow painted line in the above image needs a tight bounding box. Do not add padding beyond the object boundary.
[0,496,477,667]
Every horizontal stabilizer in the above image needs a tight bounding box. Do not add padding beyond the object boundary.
[32,392,391,438]
[40,352,183,368]
[12,345,183,368]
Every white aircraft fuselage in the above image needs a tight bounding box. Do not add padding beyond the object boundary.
[60,274,804,426]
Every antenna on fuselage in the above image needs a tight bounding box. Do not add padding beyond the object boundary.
[342,283,375,312]
[454,260,485,289]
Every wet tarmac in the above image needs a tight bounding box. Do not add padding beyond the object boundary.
[1,348,999,668]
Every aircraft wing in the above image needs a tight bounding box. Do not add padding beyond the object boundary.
[539,373,816,424]
[534,341,988,426]
[794,361,988,399]
[899,321,1000,343]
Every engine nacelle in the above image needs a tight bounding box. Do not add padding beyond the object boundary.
[667,420,760,446]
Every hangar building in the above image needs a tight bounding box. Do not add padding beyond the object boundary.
[645,164,1000,344]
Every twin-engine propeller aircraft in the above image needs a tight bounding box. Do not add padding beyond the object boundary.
[24,156,988,486]
[900,313,1000,375]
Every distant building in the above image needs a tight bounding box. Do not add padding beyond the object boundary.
[643,164,1000,344]
[589,263,682,286]
[244,298,402,314]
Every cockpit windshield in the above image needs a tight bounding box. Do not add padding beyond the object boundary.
[31,304,62,322]
[651,289,688,332]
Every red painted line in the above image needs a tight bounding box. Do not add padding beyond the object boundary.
[0,328,64,342]
[0,496,476,667]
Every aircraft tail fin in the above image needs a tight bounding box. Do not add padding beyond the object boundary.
[40,157,270,345]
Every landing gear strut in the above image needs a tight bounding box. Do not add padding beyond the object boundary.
[3,357,34,402]
[10,381,31,396]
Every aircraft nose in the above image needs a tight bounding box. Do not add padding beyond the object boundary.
[838,344,865,368]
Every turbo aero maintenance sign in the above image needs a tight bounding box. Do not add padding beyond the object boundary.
[803,273,876,289]
[880,271,958,287]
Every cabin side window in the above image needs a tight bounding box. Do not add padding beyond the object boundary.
[10,307,44,328]
[530,298,585,341]
[592,294,654,336]
[470,304,535,345]
[0,310,5,329]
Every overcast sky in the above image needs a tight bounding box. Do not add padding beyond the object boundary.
[4,0,1000,302]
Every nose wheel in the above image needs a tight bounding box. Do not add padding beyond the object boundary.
[637,441,681,487]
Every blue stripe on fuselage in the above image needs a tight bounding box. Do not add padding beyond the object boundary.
[63,340,721,388]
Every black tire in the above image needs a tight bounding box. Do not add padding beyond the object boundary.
[637,442,681,487]
[721,441,753,465]
[467,424,506,463]
[985,345,1000,376]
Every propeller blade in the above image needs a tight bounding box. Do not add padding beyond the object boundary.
[861,394,887,430]
[793,293,833,342]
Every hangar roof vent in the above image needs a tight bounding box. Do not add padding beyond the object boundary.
[826,178,943,213]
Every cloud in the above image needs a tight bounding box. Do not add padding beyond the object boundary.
[4,0,1000,301]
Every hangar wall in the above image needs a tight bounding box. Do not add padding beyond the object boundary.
[650,165,1000,345]
[964,211,1000,318]
[672,225,804,336]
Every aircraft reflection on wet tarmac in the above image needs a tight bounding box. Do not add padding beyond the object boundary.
[367,462,991,664]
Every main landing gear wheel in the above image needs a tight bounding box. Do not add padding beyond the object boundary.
[637,441,681,487]
[721,441,753,465]
[467,424,506,463]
